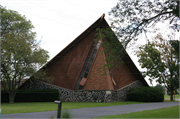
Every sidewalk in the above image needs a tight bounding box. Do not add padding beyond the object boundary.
[1,102,179,119]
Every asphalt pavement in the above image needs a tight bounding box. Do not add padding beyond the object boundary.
[1,102,179,119]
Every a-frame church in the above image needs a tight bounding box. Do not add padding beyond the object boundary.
[20,14,149,102]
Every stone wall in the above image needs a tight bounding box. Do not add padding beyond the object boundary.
[20,80,145,102]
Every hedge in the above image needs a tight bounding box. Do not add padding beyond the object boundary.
[127,87,164,102]
[1,89,59,102]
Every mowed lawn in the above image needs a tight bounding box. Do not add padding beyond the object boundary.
[95,105,179,118]
[1,101,144,114]
[164,94,179,99]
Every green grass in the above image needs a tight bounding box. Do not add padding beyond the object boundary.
[164,100,179,102]
[95,105,179,118]
[164,94,179,99]
[1,101,144,114]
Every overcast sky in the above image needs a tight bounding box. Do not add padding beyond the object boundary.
[1,0,120,57]
[2,0,178,86]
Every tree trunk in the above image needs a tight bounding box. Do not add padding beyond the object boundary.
[170,82,174,101]
[170,90,173,101]
[9,92,15,103]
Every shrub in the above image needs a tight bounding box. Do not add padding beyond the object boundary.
[1,91,9,102]
[1,89,59,102]
[154,84,165,95]
[62,110,73,118]
[127,87,164,102]
[49,110,73,119]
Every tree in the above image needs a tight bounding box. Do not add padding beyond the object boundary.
[154,84,165,95]
[109,0,179,48]
[95,28,125,75]
[97,0,179,73]
[0,5,51,103]
[135,33,179,101]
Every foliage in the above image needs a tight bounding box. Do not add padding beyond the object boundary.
[109,0,179,48]
[127,87,164,102]
[95,28,126,75]
[0,5,51,103]
[167,89,178,95]
[96,0,179,73]
[135,33,179,101]
[1,89,59,102]
[154,84,165,94]
[62,110,73,118]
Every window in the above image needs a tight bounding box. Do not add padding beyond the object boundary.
[86,57,90,62]
[80,72,84,77]
[86,63,92,72]
[82,62,88,70]
[92,49,97,58]
[90,58,94,63]
[74,83,79,90]
[74,39,101,90]
[84,72,88,78]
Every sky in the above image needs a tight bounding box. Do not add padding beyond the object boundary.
[2,0,179,86]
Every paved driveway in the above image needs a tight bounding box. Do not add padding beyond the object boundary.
[1,102,179,119]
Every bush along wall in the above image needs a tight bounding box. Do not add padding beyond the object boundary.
[1,90,9,102]
[1,89,59,102]
[127,87,164,102]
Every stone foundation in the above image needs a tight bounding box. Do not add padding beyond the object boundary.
[20,80,145,102]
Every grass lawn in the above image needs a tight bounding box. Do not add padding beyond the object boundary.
[95,105,179,118]
[164,100,179,102]
[164,94,179,99]
[1,101,144,114]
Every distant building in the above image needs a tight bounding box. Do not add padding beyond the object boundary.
[20,14,149,102]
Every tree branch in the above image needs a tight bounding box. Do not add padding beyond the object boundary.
[1,64,11,92]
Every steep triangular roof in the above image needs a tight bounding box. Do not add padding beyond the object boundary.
[20,14,148,90]
[42,14,106,70]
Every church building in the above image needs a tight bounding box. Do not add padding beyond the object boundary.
[20,14,149,102]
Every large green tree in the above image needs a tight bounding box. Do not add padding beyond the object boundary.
[109,0,179,47]
[0,5,51,103]
[136,33,179,101]
[97,0,179,73]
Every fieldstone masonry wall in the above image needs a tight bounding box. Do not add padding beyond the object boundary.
[20,80,145,102]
